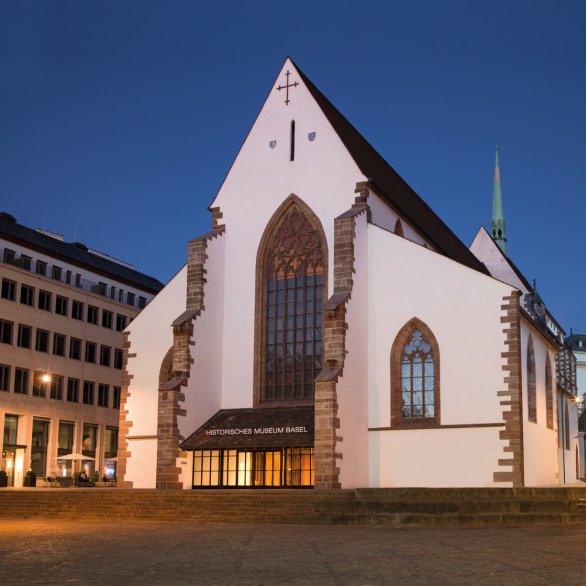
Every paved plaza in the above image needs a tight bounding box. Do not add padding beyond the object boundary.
[0,519,585,585]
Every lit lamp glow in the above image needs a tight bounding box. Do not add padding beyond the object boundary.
[42,374,51,383]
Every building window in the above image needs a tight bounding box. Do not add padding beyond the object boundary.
[192,448,314,488]
[35,329,50,352]
[257,201,326,403]
[20,284,34,306]
[35,260,47,276]
[31,419,50,477]
[65,270,72,285]
[112,386,121,409]
[50,375,64,400]
[14,368,29,394]
[3,248,16,263]
[104,427,118,478]
[0,319,13,344]
[394,218,404,237]
[53,333,66,356]
[545,356,554,429]
[391,318,440,428]
[98,383,110,407]
[114,348,123,370]
[527,336,537,423]
[38,290,52,311]
[1,278,16,301]
[55,295,68,316]
[72,300,84,320]
[20,254,32,270]
[126,292,135,306]
[0,364,10,391]
[85,342,97,363]
[138,296,147,309]
[32,370,49,397]
[69,337,82,360]
[17,324,32,348]
[82,424,98,473]
[52,265,62,281]
[83,381,95,405]
[102,310,113,329]
[57,421,75,476]
[100,345,111,367]
[116,314,127,332]
[87,305,99,325]
[67,378,80,403]
[564,400,570,450]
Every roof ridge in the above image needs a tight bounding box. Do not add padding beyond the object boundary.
[291,59,487,275]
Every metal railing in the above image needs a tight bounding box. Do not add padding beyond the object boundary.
[1,247,147,309]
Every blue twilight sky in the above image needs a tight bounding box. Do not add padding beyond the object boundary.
[1,1,585,331]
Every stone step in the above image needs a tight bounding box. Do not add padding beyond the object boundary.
[1,487,585,526]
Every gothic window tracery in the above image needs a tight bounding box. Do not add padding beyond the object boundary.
[400,330,435,419]
[391,319,440,428]
[260,202,325,403]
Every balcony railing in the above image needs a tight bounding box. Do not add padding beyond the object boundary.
[1,247,147,309]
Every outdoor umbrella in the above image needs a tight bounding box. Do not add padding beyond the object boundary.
[57,453,96,485]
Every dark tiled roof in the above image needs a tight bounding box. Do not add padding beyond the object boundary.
[293,61,488,275]
[0,213,163,293]
[180,406,314,450]
[565,334,586,351]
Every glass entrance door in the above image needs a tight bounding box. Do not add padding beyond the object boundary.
[1,449,15,486]
[192,447,313,488]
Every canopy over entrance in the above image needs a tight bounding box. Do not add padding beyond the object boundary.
[180,406,314,450]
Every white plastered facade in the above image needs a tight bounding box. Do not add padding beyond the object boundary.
[122,59,573,489]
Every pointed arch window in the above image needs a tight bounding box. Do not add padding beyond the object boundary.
[527,336,537,423]
[545,355,553,429]
[256,200,326,404]
[391,319,440,428]
[394,218,404,237]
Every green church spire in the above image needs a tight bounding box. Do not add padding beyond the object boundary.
[491,144,507,254]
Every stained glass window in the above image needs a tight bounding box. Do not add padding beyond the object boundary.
[401,330,435,419]
[545,357,553,429]
[263,204,324,402]
[527,337,537,423]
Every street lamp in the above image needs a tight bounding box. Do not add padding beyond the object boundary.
[577,392,586,414]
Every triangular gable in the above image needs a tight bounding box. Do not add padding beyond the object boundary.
[211,57,487,275]
[470,226,531,293]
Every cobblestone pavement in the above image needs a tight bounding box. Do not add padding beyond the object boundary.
[0,520,585,585]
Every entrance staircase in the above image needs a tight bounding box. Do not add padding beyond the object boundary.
[1,487,585,525]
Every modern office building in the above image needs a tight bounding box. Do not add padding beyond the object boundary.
[566,332,586,480]
[0,211,163,486]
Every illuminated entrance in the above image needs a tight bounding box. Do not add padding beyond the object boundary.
[192,447,314,488]
[181,406,315,489]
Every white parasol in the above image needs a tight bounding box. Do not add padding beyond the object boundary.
[57,452,95,461]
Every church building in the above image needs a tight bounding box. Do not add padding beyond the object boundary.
[119,59,580,490]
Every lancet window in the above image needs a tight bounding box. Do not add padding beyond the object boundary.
[545,356,553,429]
[527,336,537,423]
[260,202,325,403]
[391,319,440,428]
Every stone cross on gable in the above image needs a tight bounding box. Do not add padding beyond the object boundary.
[276,70,299,105]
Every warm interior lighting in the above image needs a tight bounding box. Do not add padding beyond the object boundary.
[42,373,51,383]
